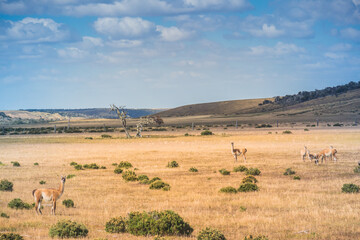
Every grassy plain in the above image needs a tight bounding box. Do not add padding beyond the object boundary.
[0,127,360,239]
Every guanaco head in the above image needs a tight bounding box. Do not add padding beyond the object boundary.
[61,176,66,183]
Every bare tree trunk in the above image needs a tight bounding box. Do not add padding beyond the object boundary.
[110,104,131,138]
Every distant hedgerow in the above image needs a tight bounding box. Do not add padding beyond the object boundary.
[197,227,226,240]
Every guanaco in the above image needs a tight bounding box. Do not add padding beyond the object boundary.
[231,142,247,162]
[32,176,66,215]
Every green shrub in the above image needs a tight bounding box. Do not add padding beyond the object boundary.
[148,177,161,184]
[101,134,112,138]
[304,128,309,131]
[333,123,343,127]
[197,227,226,240]
[118,161,133,169]
[239,206,247,212]
[244,235,269,240]
[74,164,83,170]
[34,162,39,166]
[238,183,259,192]
[138,175,149,181]
[189,167,198,172]
[0,179,13,191]
[100,166,106,169]
[8,198,32,210]
[184,133,189,136]
[282,130,292,134]
[219,186,237,194]
[126,210,193,236]
[234,165,248,172]
[122,170,138,182]
[342,183,360,193]
[219,169,230,175]
[39,180,46,185]
[67,174,76,179]
[354,166,360,173]
[283,168,296,175]
[83,163,100,169]
[105,216,126,233]
[70,162,78,166]
[246,168,261,176]
[0,161,4,166]
[0,233,24,240]
[112,163,118,166]
[242,176,258,184]
[62,199,75,208]
[1,212,10,218]
[11,161,20,167]
[201,130,213,136]
[114,167,123,174]
[293,176,301,180]
[167,161,179,168]
[49,220,88,238]
[150,180,171,191]
[84,137,93,140]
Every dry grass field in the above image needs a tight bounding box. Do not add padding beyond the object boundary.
[1,127,360,239]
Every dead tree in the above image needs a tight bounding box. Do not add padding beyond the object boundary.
[110,104,131,138]
[136,117,155,137]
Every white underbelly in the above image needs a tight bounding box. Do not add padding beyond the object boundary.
[42,193,53,202]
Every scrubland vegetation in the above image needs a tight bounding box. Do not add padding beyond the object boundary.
[0,128,359,239]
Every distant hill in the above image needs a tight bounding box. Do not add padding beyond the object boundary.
[22,108,164,119]
[155,81,360,120]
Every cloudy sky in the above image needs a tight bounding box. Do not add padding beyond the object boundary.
[1,0,360,109]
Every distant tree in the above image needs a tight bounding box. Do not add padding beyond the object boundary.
[110,104,131,138]
[136,117,155,138]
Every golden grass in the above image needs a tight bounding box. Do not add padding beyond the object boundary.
[1,128,360,239]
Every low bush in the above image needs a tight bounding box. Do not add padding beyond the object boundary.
[39,180,46,185]
[67,174,76,179]
[114,167,123,174]
[255,124,272,128]
[0,233,24,240]
[84,137,93,140]
[239,206,247,212]
[197,227,226,240]
[74,164,83,170]
[118,161,133,169]
[304,128,309,131]
[101,134,112,138]
[62,199,75,208]
[333,123,343,127]
[49,220,88,238]
[242,176,258,184]
[105,216,126,233]
[112,163,118,166]
[150,180,171,191]
[34,162,39,166]
[126,210,193,236]
[201,130,213,136]
[8,198,32,210]
[282,130,292,134]
[219,169,230,175]
[1,212,10,218]
[342,183,360,193]
[148,177,161,184]
[189,167,198,172]
[0,179,13,192]
[70,162,78,166]
[238,183,259,192]
[283,168,296,175]
[246,168,261,176]
[354,166,360,173]
[293,176,301,180]
[122,170,138,182]
[244,235,269,240]
[234,165,248,172]
[219,186,237,194]
[100,166,106,169]
[11,161,20,167]
[83,163,100,169]
[138,175,149,181]
[167,161,179,168]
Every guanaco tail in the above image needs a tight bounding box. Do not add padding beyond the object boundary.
[32,176,66,215]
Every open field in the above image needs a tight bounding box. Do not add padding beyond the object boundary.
[1,128,360,239]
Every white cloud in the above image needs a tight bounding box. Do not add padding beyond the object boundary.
[57,47,87,59]
[1,17,70,43]
[107,39,142,48]
[183,0,251,11]
[156,26,193,41]
[250,42,305,56]
[340,27,360,41]
[329,43,352,51]
[81,36,103,48]
[248,23,284,38]
[324,52,345,59]
[94,17,156,39]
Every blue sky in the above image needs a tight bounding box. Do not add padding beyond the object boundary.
[0,0,360,110]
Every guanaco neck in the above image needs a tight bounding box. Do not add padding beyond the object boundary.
[57,180,65,197]
[231,143,234,152]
